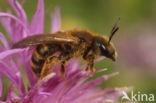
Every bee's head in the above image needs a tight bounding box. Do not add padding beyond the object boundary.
[94,18,120,61]
[94,36,117,61]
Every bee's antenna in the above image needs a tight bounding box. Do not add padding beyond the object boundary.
[108,17,120,44]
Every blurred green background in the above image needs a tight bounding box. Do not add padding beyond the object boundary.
[0,0,156,102]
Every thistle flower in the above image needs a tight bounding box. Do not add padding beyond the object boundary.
[0,0,130,103]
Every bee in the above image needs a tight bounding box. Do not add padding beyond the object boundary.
[12,18,120,82]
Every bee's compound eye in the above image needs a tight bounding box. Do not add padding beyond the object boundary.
[99,44,109,56]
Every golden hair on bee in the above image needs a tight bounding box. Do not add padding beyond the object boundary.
[12,18,120,84]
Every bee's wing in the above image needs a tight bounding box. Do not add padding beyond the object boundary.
[12,33,78,48]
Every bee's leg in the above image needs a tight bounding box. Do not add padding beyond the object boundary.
[83,53,95,73]
[60,61,66,80]
[59,54,71,80]
[83,47,95,73]
[37,56,58,85]
[86,55,95,73]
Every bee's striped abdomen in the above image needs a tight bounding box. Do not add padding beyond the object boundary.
[31,44,61,77]
[31,44,49,77]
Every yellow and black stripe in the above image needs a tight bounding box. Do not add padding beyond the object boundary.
[30,44,48,77]
[30,44,61,77]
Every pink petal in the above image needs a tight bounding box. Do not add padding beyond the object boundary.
[87,68,108,77]
[6,84,13,100]
[0,75,2,97]
[24,62,38,87]
[30,0,44,35]
[15,72,26,95]
[0,15,12,36]
[0,32,9,49]
[0,12,28,33]
[8,0,27,23]
[0,61,16,80]
[6,84,21,102]
[10,58,26,94]
[0,49,25,60]
[82,72,119,90]
[20,50,38,87]
[0,60,25,95]
[50,7,61,33]
[3,60,25,94]
[10,19,25,41]
[94,57,105,63]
